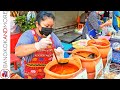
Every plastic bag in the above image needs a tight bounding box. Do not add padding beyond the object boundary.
[102,25,116,36]
[52,47,64,61]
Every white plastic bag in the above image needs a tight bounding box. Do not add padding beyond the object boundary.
[102,25,116,36]
[86,34,91,40]
[52,47,64,61]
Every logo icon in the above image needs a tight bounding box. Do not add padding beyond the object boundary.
[0,69,10,79]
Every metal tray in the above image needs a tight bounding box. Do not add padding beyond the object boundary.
[58,31,82,43]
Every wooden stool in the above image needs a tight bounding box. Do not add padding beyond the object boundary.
[10,54,21,70]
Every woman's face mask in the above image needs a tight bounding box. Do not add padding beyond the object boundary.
[38,17,54,36]
[39,27,53,36]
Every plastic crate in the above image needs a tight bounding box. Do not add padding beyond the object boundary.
[110,38,120,46]
[109,38,120,64]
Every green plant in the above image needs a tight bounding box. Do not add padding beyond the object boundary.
[14,14,36,33]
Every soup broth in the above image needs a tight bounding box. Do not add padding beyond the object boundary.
[49,63,79,75]
[75,51,97,59]
[92,42,107,46]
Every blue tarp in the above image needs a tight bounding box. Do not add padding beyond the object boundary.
[62,42,73,58]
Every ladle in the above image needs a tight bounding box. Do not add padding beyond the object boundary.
[75,52,96,59]
[52,48,69,65]
[47,35,69,65]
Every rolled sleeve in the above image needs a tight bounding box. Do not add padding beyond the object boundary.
[16,30,34,47]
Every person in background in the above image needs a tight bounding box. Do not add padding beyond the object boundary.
[80,11,89,24]
[81,11,112,39]
[15,11,64,79]
[103,11,110,23]
[109,11,113,19]
[112,11,120,32]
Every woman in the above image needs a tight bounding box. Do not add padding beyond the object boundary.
[15,11,64,79]
[80,11,89,24]
[81,11,112,39]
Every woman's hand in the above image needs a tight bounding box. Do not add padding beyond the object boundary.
[105,20,112,26]
[100,20,112,29]
[35,37,52,50]
[54,47,64,56]
[52,47,64,61]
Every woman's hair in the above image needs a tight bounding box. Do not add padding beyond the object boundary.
[36,11,55,24]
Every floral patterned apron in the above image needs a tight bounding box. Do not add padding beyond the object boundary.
[24,29,54,79]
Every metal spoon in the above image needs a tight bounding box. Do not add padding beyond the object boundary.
[76,53,96,59]
[87,53,96,59]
